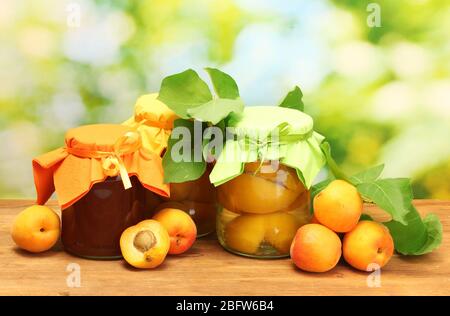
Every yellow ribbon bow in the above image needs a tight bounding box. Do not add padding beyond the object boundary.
[65,130,142,190]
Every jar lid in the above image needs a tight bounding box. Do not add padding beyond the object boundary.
[65,124,132,152]
[210,106,326,189]
[123,93,178,156]
[33,124,169,209]
[228,106,313,137]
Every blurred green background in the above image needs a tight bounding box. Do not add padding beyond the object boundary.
[0,0,449,199]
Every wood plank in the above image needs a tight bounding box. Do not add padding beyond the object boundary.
[0,200,448,296]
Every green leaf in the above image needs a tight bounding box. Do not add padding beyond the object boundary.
[418,214,443,255]
[384,206,442,255]
[187,98,244,125]
[205,68,240,99]
[350,164,384,185]
[162,119,206,183]
[158,69,212,119]
[320,142,350,182]
[356,178,412,225]
[278,86,304,112]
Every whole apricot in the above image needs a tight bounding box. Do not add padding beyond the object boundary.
[290,224,342,273]
[313,180,363,233]
[120,220,170,269]
[343,221,394,271]
[11,205,60,253]
[153,208,197,254]
[225,214,266,255]
[155,201,215,237]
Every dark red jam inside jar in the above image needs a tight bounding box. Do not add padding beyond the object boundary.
[61,176,160,259]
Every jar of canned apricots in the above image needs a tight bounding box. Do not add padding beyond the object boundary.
[210,106,326,258]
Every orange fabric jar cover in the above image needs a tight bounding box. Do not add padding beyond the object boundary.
[123,93,178,156]
[32,124,169,210]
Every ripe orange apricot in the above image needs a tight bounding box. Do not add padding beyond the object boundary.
[155,200,215,237]
[120,220,170,269]
[343,221,394,271]
[290,224,342,273]
[11,205,60,253]
[153,208,197,255]
[313,180,363,233]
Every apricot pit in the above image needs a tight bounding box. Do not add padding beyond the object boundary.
[133,230,157,254]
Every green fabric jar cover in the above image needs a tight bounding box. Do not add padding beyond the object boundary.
[210,106,326,188]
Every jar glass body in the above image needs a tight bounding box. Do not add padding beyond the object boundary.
[61,176,157,259]
[160,165,216,237]
[216,161,310,258]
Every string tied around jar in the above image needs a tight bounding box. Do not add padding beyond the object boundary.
[65,128,144,190]
[239,122,313,173]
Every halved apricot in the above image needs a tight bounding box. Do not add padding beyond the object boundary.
[217,163,304,214]
[265,212,300,254]
[120,220,170,269]
[225,214,266,255]
[219,207,240,227]
[244,161,304,193]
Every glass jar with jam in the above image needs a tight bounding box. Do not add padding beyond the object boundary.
[61,176,146,259]
[123,94,217,237]
[210,106,326,258]
[32,124,169,259]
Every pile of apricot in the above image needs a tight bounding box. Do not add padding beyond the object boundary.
[11,205,198,270]
[120,208,197,268]
[217,162,311,257]
[290,180,394,272]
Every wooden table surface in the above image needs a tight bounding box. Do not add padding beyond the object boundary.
[0,199,448,296]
